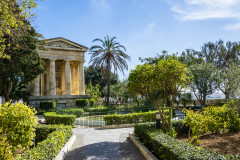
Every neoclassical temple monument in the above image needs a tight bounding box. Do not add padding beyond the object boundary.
[28,37,90,108]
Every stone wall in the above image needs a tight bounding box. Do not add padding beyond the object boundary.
[29,95,91,110]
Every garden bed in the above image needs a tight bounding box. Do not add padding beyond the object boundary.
[178,132,240,156]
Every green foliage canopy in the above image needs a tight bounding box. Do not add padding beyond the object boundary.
[128,59,192,135]
[0,0,38,58]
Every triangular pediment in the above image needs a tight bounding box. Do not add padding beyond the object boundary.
[39,37,88,51]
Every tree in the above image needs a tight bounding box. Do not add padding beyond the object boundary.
[128,59,192,135]
[0,0,37,58]
[200,40,240,99]
[85,82,102,101]
[201,40,240,69]
[89,36,131,106]
[216,62,240,99]
[189,63,217,106]
[139,50,178,65]
[178,92,193,108]
[0,26,44,103]
[84,66,118,93]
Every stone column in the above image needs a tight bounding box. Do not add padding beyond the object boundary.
[72,65,76,95]
[79,61,85,95]
[32,75,40,96]
[65,60,71,95]
[75,64,79,95]
[49,59,56,96]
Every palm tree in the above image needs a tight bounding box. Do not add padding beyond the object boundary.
[89,36,131,106]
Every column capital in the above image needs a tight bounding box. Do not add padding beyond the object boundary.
[49,58,57,61]
[64,59,71,62]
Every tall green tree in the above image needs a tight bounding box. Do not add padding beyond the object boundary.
[200,40,240,99]
[0,0,38,58]
[178,92,193,108]
[128,59,192,135]
[216,62,240,99]
[84,66,118,93]
[0,26,44,103]
[189,63,217,106]
[89,36,131,106]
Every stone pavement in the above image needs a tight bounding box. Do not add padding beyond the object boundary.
[64,127,145,160]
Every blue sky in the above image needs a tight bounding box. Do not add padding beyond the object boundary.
[34,0,240,81]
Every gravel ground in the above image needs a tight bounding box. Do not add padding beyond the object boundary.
[64,127,145,160]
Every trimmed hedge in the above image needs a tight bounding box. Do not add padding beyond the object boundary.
[35,125,65,145]
[57,108,84,118]
[44,112,76,125]
[39,100,56,110]
[20,125,72,160]
[85,106,112,115]
[76,99,89,108]
[104,111,158,125]
[134,123,238,160]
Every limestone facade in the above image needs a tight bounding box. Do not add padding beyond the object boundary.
[28,37,90,108]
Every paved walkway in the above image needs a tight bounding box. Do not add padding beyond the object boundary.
[64,127,145,160]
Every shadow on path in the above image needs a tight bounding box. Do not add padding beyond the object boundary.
[65,137,145,160]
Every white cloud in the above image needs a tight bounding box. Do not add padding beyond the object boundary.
[225,22,240,30]
[90,0,110,12]
[167,0,240,30]
[169,0,240,21]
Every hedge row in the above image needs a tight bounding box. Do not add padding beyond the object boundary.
[134,123,238,160]
[104,111,158,125]
[85,106,112,115]
[57,108,84,118]
[103,109,176,125]
[35,125,67,145]
[44,112,76,125]
[19,125,72,160]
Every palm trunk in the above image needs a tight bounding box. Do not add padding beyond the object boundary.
[107,76,110,107]
[106,60,110,107]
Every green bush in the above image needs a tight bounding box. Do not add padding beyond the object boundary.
[171,120,189,135]
[134,123,238,160]
[90,98,95,107]
[35,125,64,145]
[39,100,56,111]
[20,125,72,160]
[44,112,76,125]
[57,108,84,118]
[184,104,240,144]
[76,99,89,108]
[85,106,112,115]
[104,111,158,125]
[0,101,37,159]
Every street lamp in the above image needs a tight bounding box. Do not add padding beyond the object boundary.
[156,112,161,129]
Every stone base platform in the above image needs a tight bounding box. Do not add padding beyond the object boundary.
[29,95,91,109]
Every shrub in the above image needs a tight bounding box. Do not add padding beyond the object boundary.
[184,104,240,144]
[0,101,37,159]
[134,123,237,160]
[90,98,95,107]
[171,120,189,135]
[57,108,84,118]
[104,111,158,125]
[76,99,89,108]
[39,100,56,111]
[35,125,64,144]
[20,125,72,160]
[85,106,112,115]
[44,112,76,125]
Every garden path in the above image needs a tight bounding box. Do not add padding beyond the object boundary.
[64,127,145,160]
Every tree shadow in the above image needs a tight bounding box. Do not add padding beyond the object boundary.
[65,137,145,160]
